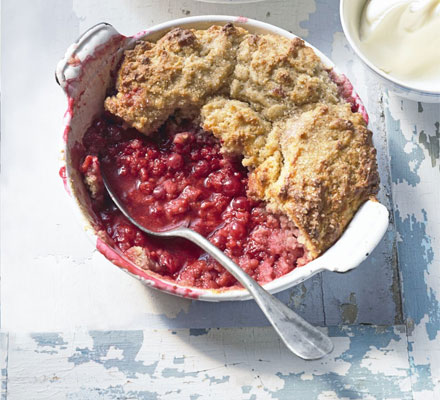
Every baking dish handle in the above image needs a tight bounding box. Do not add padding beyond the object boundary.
[55,22,121,89]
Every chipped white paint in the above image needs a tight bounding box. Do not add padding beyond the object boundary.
[404,142,418,154]
[2,326,412,399]
[360,340,412,378]
[385,92,440,399]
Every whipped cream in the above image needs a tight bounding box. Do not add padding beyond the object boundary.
[359,0,440,91]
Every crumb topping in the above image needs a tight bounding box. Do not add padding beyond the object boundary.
[104,24,379,257]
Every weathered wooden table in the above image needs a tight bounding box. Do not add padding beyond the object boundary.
[1,0,439,398]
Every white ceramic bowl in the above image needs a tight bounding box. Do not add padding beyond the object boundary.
[340,0,440,103]
[56,16,389,301]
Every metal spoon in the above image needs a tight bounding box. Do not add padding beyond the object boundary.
[100,166,333,360]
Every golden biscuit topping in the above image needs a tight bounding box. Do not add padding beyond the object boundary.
[104,24,379,257]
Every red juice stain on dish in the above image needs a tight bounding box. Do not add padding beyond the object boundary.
[67,55,81,67]
[81,115,307,289]
[60,34,126,112]
[62,97,74,142]
[59,165,71,196]
[329,70,369,124]
[235,16,249,23]
[132,29,151,40]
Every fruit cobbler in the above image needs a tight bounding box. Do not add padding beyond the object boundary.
[80,24,379,289]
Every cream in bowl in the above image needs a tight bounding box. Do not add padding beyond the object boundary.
[341,0,440,102]
[56,16,389,301]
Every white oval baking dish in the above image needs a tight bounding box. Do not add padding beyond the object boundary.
[56,16,389,301]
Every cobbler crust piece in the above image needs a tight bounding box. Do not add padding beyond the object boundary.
[104,24,339,134]
[104,24,247,134]
[247,104,379,258]
[104,24,379,258]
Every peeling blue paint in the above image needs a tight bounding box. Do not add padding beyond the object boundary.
[189,395,201,400]
[173,356,185,364]
[161,367,198,378]
[68,385,158,400]
[393,208,437,393]
[299,0,341,56]
[426,288,440,341]
[419,122,440,169]
[0,326,419,399]
[68,331,157,379]
[31,333,67,354]
[242,385,252,394]
[408,353,434,393]
[386,101,427,186]
[412,364,434,391]
[394,210,437,338]
[386,108,425,186]
[267,326,411,400]
[1,368,7,400]
[164,389,181,396]
[204,374,229,385]
[385,93,440,396]
[31,333,67,347]
[1,333,8,400]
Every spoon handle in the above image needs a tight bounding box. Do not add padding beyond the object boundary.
[177,228,333,360]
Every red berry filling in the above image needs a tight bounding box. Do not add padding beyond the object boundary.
[80,115,309,289]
